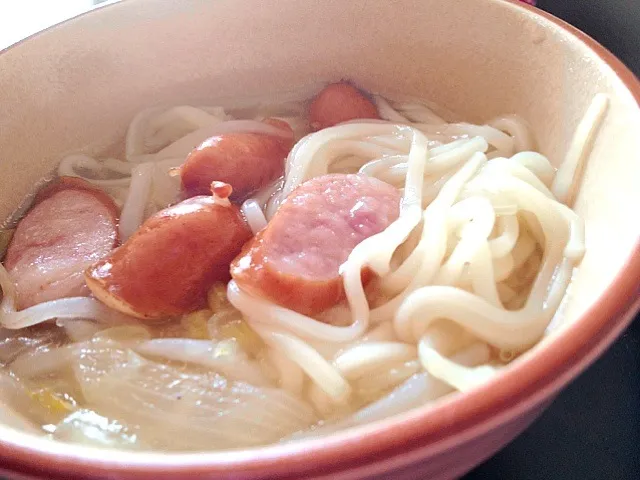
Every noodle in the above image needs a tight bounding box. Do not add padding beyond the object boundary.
[552,94,609,206]
[119,162,154,240]
[251,324,351,402]
[489,115,536,152]
[334,342,417,380]
[418,340,495,392]
[227,93,597,411]
[488,214,520,258]
[58,155,133,186]
[374,95,411,123]
[125,105,228,159]
[0,88,607,450]
[1,294,131,330]
[241,198,269,235]
[267,348,305,396]
[129,119,291,163]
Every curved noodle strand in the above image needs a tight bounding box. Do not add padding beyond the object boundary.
[0,91,606,442]
[119,162,154,240]
[251,324,351,402]
[552,94,608,206]
[1,297,132,330]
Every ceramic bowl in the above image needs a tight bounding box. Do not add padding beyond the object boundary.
[0,0,638,478]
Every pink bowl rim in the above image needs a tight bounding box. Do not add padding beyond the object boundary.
[0,0,638,478]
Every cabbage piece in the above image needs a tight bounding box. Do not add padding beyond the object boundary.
[180,310,212,340]
[0,372,42,433]
[134,338,272,387]
[74,340,316,450]
[0,324,65,366]
[53,409,143,450]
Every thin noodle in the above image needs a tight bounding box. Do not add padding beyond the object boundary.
[552,94,609,206]
[0,90,607,444]
[241,199,268,235]
[119,162,154,240]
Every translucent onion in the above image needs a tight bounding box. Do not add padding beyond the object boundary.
[0,373,42,433]
[53,409,142,449]
[134,338,271,386]
[73,341,316,450]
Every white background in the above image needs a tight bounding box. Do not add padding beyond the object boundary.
[0,0,106,49]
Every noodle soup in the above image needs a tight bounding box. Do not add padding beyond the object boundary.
[0,82,606,451]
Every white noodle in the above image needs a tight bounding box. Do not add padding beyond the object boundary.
[251,324,351,402]
[384,98,447,124]
[267,348,305,396]
[0,91,607,447]
[125,105,227,158]
[58,155,133,186]
[418,340,495,392]
[129,120,291,163]
[373,95,410,123]
[479,157,554,197]
[119,162,154,240]
[234,92,598,404]
[290,342,489,438]
[489,114,536,152]
[510,151,557,187]
[334,342,417,380]
[488,215,520,258]
[228,281,365,343]
[0,297,130,330]
[374,152,487,304]
[552,94,608,206]
[241,198,268,235]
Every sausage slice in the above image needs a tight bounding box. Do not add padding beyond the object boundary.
[86,184,251,320]
[231,174,400,317]
[180,118,293,201]
[4,177,119,309]
[309,82,380,131]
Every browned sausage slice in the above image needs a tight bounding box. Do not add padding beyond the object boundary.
[230,174,400,317]
[309,82,380,131]
[86,184,251,320]
[180,118,293,201]
[4,177,119,309]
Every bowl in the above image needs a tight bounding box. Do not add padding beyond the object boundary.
[0,0,639,478]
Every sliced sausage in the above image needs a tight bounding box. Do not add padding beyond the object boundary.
[309,82,380,131]
[86,184,252,320]
[231,174,400,317]
[180,118,293,201]
[4,177,119,309]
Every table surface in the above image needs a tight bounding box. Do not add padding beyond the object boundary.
[1,2,639,480]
